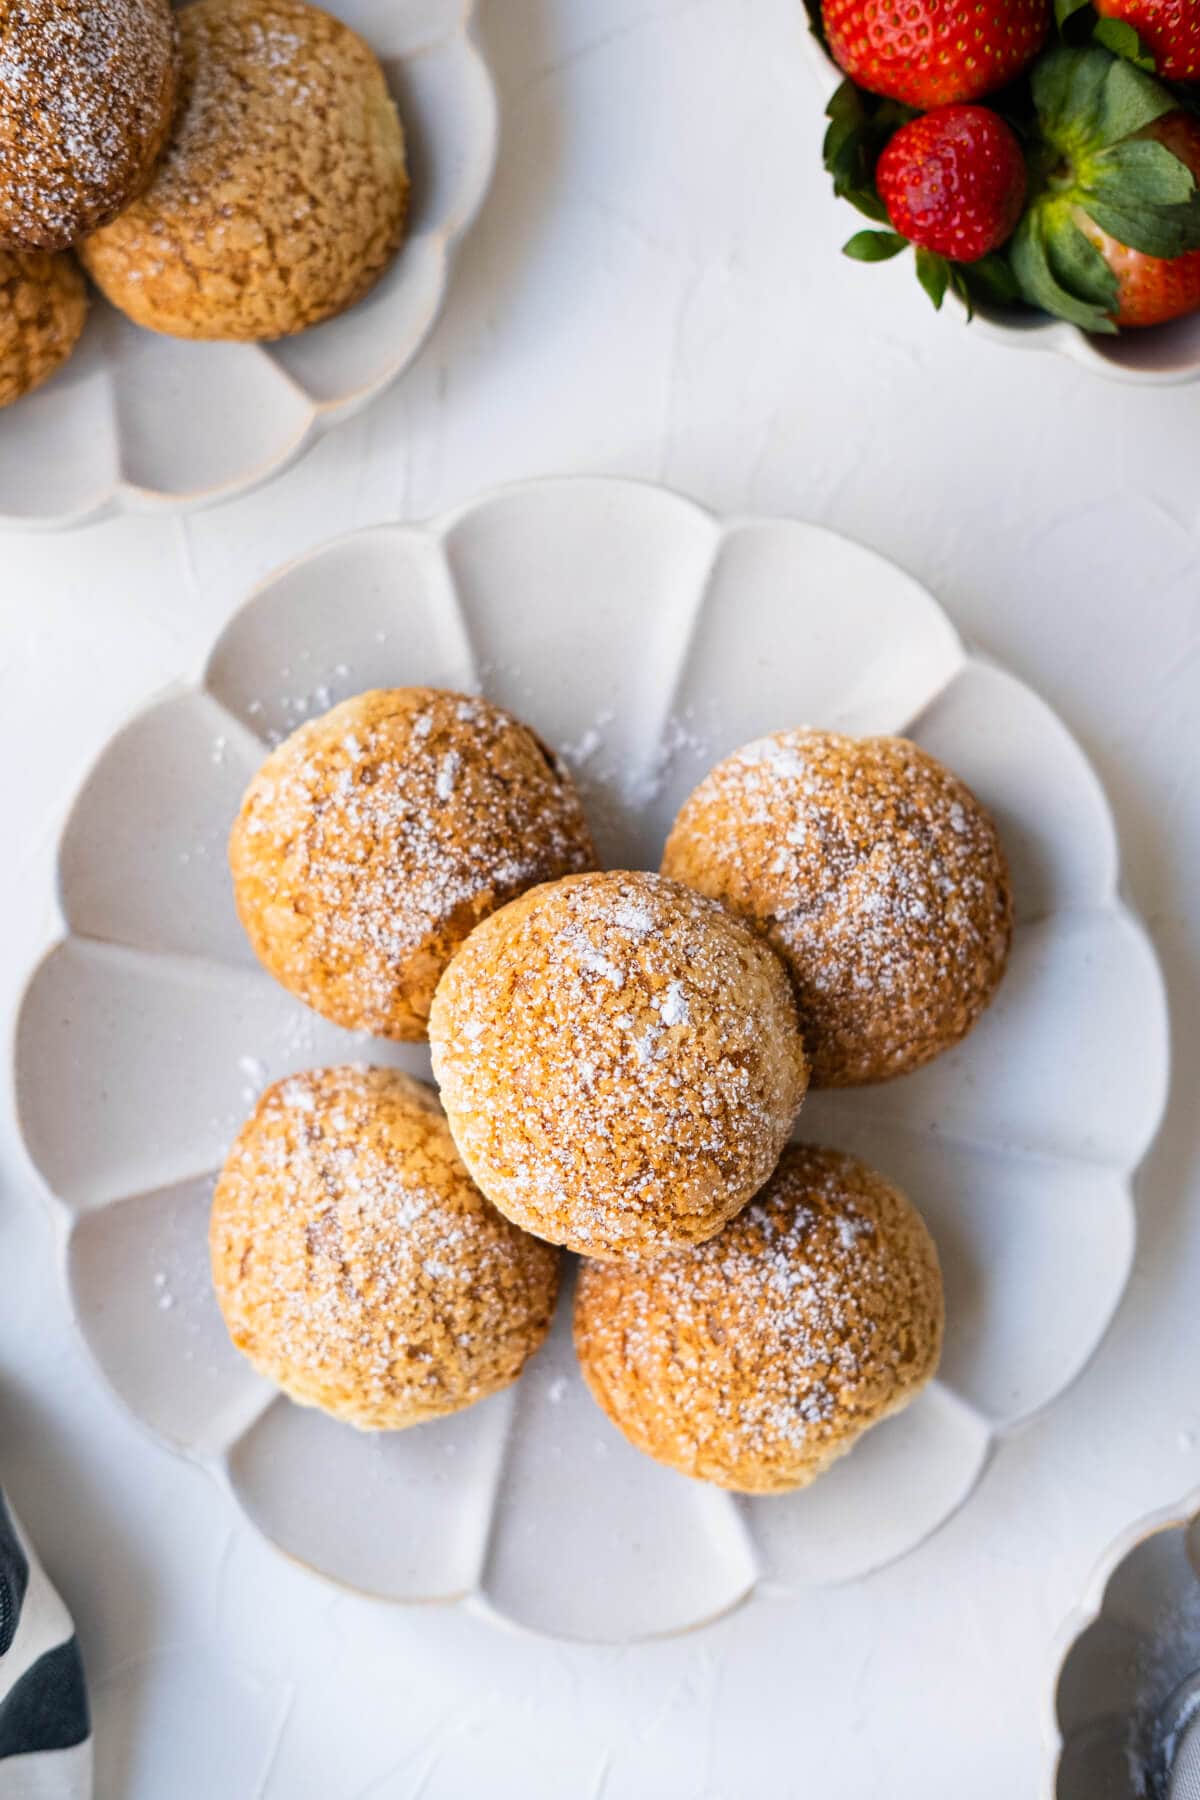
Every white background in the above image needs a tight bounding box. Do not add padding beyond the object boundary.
[1,1,1199,1793]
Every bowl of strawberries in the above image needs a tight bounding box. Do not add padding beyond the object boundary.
[803,0,1200,379]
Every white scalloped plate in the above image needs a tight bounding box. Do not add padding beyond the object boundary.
[797,29,1200,386]
[0,0,497,529]
[1047,1488,1200,1796]
[12,477,1168,1642]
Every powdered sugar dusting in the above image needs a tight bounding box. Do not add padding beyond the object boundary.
[556,704,714,853]
[435,749,460,801]
[430,870,807,1261]
[0,0,176,249]
[575,1144,943,1491]
[663,728,1012,1085]
[211,1066,559,1429]
[656,979,689,1027]
[231,688,596,1036]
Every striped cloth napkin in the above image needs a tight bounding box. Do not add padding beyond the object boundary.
[0,1491,90,1797]
[1153,1677,1200,1800]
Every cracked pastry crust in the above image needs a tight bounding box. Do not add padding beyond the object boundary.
[429,870,809,1263]
[662,729,1012,1087]
[230,688,598,1041]
[0,0,178,252]
[574,1143,944,1494]
[210,1066,561,1430]
[0,250,87,406]
[80,0,409,340]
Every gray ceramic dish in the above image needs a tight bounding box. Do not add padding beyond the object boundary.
[1049,1489,1200,1795]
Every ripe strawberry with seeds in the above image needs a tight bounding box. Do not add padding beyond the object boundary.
[821,0,1050,108]
[1093,0,1200,83]
[876,105,1027,261]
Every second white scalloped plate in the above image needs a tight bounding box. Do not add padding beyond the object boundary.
[0,0,497,529]
[13,477,1168,1641]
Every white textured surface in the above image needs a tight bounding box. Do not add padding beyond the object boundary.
[0,0,1198,1791]
[15,489,1163,1641]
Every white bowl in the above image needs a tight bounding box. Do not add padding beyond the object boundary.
[0,0,497,529]
[798,27,1200,385]
[12,476,1169,1642]
[1048,1489,1200,1796]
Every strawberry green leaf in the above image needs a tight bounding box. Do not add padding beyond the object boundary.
[1031,50,1074,125]
[915,248,949,310]
[1027,45,1200,264]
[825,79,865,142]
[844,186,891,222]
[1011,210,1118,331]
[823,80,916,233]
[823,82,881,205]
[960,253,1023,308]
[1093,53,1175,144]
[948,266,976,321]
[1055,0,1092,25]
[823,82,870,186]
[1031,46,1109,139]
[1045,213,1121,307]
[1067,46,1113,132]
[1033,47,1173,150]
[801,0,830,52]
[1084,193,1200,255]
[1094,138,1196,205]
[1092,15,1156,70]
[843,229,908,260]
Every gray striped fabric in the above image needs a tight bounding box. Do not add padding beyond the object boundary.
[1167,1704,1200,1800]
[1170,1716,1200,1800]
[0,1490,91,1798]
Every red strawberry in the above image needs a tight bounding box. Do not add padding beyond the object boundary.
[876,105,1027,261]
[822,0,1050,107]
[1093,0,1200,82]
[1077,112,1200,324]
